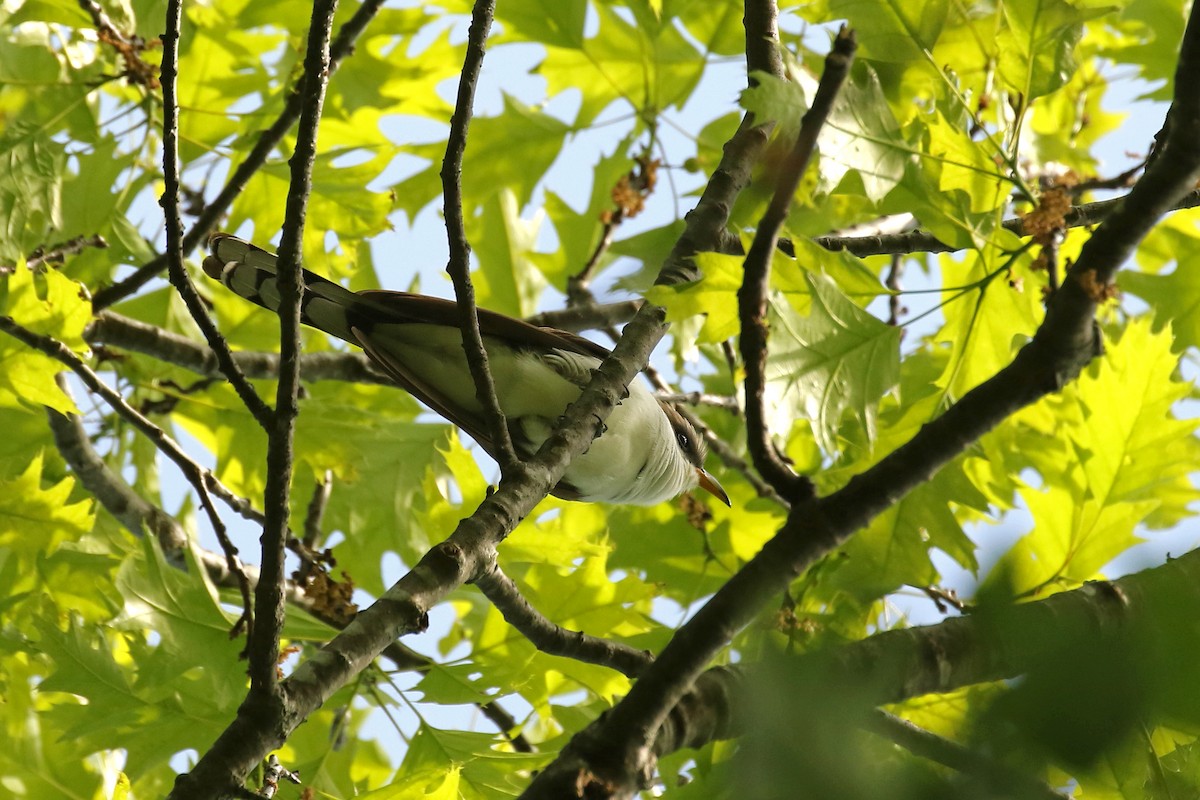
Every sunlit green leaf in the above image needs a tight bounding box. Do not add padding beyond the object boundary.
[767,271,901,452]
[0,452,93,557]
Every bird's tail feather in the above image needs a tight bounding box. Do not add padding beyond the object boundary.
[202,233,379,343]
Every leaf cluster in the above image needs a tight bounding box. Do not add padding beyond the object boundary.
[3,0,1200,798]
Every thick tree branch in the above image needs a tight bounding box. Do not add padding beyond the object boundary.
[46,389,189,559]
[519,5,1200,796]
[595,553,1200,798]
[743,0,783,81]
[654,546,1200,768]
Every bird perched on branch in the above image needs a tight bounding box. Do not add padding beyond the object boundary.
[202,234,729,507]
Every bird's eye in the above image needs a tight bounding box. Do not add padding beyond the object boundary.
[677,431,690,450]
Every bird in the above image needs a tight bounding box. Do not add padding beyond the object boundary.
[202,233,729,507]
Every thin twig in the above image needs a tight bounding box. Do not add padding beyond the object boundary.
[655,392,741,412]
[737,28,854,500]
[245,0,339,697]
[157,0,273,432]
[440,0,518,472]
[473,697,534,753]
[1070,158,1146,194]
[86,311,392,384]
[158,0,256,639]
[21,234,109,271]
[567,153,659,306]
[525,300,643,332]
[866,712,1068,798]
[885,253,905,326]
[812,189,1200,257]
[303,471,334,551]
[475,563,654,678]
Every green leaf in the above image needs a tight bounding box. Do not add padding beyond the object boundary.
[988,319,1198,595]
[233,150,394,244]
[0,123,66,261]
[820,66,913,201]
[996,0,1109,100]
[391,94,571,221]
[36,617,136,720]
[496,0,587,48]
[741,71,808,142]
[932,245,1042,398]
[400,724,550,798]
[822,350,994,599]
[767,272,901,452]
[925,112,1013,214]
[1121,259,1200,351]
[826,0,950,63]
[645,251,744,343]
[538,3,705,126]
[329,7,455,118]
[357,766,462,800]
[676,0,746,55]
[468,189,547,318]
[1098,0,1182,99]
[0,452,93,558]
[296,385,451,584]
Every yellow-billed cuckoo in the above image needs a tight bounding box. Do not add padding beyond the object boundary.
[203,234,729,507]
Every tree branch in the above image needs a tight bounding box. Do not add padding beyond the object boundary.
[86,311,392,384]
[738,27,854,501]
[2,318,278,554]
[866,712,1069,800]
[474,563,653,678]
[157,0,272,431]
[440,0,518,471]
[518,4,1200,795]
[654,0,786,286]
[810,189,1200,258]
[623,546,1200,794]
[525,300,643,332]
[45,379,535,767]
[46,388,189,559]
[247,0,338,723]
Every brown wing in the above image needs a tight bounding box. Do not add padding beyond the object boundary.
[356,290,613,362]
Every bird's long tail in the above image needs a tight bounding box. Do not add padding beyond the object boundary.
[202,233,379,343]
